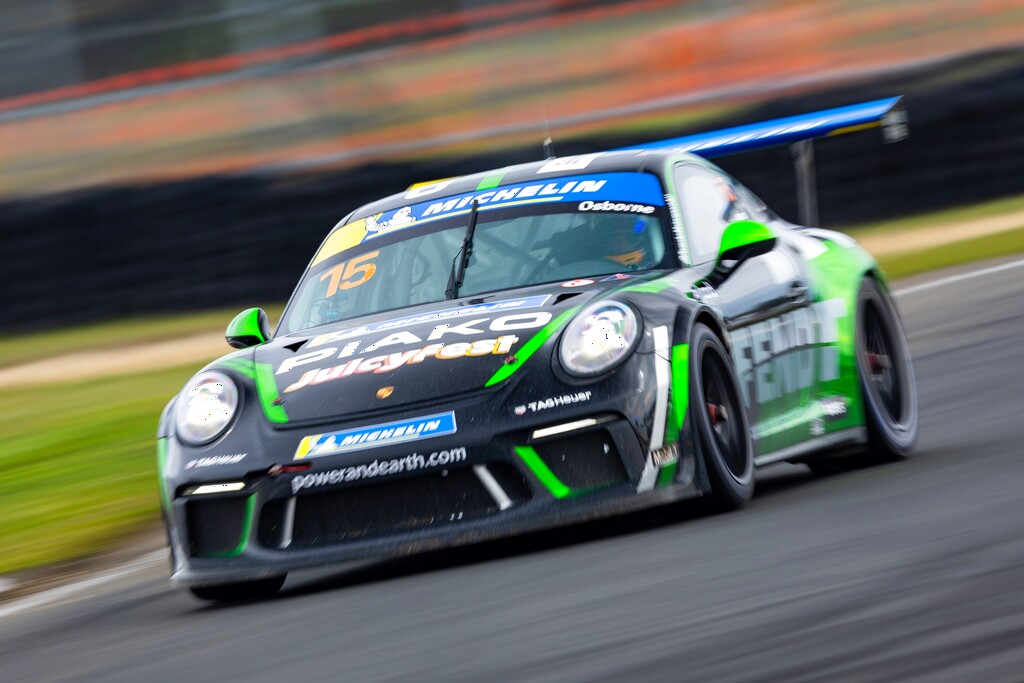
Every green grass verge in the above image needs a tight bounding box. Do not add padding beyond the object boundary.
[0,305,282,370]
[874,224,1024,280]
[0,364,196,574]
[842,194,1024,236]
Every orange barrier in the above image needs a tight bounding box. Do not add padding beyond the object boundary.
[0,0,605,115]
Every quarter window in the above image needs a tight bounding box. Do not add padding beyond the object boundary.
[674,165,752,264]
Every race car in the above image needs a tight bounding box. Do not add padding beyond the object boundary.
[158,98,917,601]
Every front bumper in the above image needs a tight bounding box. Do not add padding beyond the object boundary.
[162,351,701,586]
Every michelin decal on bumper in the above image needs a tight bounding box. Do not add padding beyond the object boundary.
[294,411,457,460]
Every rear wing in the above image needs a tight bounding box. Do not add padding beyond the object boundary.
[617,97,908,226]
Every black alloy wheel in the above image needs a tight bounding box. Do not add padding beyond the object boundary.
[808,277,918,475]
[690,323,754,508]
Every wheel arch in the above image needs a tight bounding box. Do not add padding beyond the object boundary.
[671,303,730,352]
[663,302,733,497]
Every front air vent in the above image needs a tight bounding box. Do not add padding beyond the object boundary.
[532,430,627,491]
[186,496,250,557]
[287,467,498,548]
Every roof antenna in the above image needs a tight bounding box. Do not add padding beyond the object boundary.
[542,108,555,159]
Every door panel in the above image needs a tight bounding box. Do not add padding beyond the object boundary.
[717,244,813,456]
[671,161,825,455]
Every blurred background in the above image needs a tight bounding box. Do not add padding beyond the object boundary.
[1,0,1023,586]
[2,0,1023,329]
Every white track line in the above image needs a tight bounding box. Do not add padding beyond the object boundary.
[2,257,1021,621]
[894,257,1024,296]
[0,550,165,620]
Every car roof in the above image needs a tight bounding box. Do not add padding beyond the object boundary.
[349,149,698,219]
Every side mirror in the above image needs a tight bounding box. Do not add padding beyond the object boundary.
[226,308,271,349]
[717,220,776,266]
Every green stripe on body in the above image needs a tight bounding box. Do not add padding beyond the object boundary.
[669,344,690,431]
[156,438,170,510]
[657,461,678,486]
[654,343,690,487]
[218,358,257,379]
[216,358,288,423]
[254,362,289,423]
[514,446,571,499]
[485,306,580,387]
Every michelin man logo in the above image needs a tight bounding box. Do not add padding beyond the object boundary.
[366,206,416,234]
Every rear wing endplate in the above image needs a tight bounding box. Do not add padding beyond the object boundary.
[617,96,908,226]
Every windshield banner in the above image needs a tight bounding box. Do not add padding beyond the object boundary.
[312,172,664,266]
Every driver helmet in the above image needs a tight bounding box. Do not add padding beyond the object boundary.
[596,213,651,269]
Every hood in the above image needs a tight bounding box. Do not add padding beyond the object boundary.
[255,276,649,423]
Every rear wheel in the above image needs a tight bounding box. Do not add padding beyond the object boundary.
[189,575,286,602]
[691,323,754,508]
[808,277,917,475]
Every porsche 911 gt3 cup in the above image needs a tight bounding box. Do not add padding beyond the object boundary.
[158,98,917,600]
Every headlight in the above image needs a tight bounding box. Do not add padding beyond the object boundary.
[175,371,239,445]
[559,301,639,377]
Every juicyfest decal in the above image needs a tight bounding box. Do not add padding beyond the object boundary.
[284,336,519,392]
[513,391,592,416]
[281,312,553,375]
[307,296,550,348]
[291,446,467,493]
[294,411,457,460]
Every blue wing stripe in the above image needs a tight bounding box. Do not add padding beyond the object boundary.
[614,97,903,157]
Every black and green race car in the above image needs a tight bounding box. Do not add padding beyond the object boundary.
[158,98,917,600]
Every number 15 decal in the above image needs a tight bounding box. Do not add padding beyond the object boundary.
[319,251,379,296]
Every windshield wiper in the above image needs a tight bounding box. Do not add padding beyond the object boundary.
[445,199,480,300]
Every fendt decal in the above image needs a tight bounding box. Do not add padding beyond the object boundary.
[730,299,847,406]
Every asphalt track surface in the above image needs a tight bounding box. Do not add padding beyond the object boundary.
[2,259,1023,682]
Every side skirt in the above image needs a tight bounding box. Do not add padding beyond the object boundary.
[754,427,866,467]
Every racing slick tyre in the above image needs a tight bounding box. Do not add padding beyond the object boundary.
[691,323,755,509]
[808,277,918,475]
[188,575,286,602]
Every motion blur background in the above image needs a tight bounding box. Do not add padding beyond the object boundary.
[1,0,1023,585]
[2,0,1024,329]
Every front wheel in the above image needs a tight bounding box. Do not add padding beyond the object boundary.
[189,575,286,602]
[690,323,755,508]
[808,277,917,474]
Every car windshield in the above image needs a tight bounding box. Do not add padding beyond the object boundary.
[280,171,671,334]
